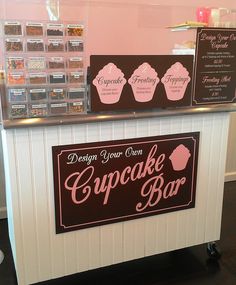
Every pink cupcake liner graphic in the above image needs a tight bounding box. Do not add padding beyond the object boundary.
[92,62,127,104]
[169,144,191,171]
[128,62,159,102]
[161,62,191,101]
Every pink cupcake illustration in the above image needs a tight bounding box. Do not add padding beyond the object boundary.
[169,144,191,171]
[92,62,126,104]
[161,62,191,101]
[128,62,159,102]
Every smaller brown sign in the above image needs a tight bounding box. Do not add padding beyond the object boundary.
[52,132,199,234]
[193,27,236,105]
[90,55,193,112]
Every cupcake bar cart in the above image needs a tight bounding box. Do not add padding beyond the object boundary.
[0,1,236,285]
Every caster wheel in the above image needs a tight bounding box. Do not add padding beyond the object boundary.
[207,242,221,260]
[0,250,4,264]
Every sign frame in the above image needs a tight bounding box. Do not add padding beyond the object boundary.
[52,132,200,234]
[90,55,194,112]
[193,27,236,105]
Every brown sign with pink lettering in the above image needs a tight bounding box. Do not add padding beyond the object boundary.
[90,55,193,112]
[52,132,199,233]
[193,27,236,104]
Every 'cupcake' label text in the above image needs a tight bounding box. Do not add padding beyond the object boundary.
[95,76,125,87]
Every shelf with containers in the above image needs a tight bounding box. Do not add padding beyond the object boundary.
[2,20,87,119]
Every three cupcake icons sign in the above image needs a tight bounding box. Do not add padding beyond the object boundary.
[92,62,191,104]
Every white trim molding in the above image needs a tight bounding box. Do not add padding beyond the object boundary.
[0,206,7,219]
[225,172,236,183]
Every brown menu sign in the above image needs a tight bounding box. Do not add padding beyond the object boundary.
[52,132,199,234]
[193,27,236,105]
[90,55,193,112]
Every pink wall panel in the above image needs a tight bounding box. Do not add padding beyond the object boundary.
[0,1,235,66]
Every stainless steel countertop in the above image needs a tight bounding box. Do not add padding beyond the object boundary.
[2,103,236,129]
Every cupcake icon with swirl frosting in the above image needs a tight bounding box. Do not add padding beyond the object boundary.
[128,62,159,102]
[161,62,191,101]
[92,63,126,104]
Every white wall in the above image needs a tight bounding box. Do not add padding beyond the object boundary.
[0,134,6,219]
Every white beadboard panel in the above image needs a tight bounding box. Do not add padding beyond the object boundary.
[76,229,89,272]
[57,126,79,276]
[176,211,188,249]
[191,117,210,244]
[88,227,101,269]
[159,116,172,135]
[155,214,168,253]
[169,116,184,134]
[112,223,124,264]
[63,232,78,276]
[2,112,230,285]
[134,219,145,258]
[214,115,229,239]
[124,120,138,138]
[166,213,178,251]
[123,220,136,261]
[29,128,52,280]
[148,117,161,135]
[112,121,125,140]
[99,121,113,141]
[44,126,66,280]
[123,219,146,262]
[101,222,126,267]
[58,125,73,144]
[86,123,101,142]
[100,225,114,266]
[71,124,88,144]
[204,114,229,242]
[1,129,26,285]
[186,209,197,247]
[137,119,149,137]
[144,216,158,256]
[14,128,40,284]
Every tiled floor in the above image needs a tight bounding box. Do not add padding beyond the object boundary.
[0,181,236,285]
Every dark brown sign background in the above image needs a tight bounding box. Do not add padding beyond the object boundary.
[193,27,236,105]
[52,132,199,234]
[90,55,193,112]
